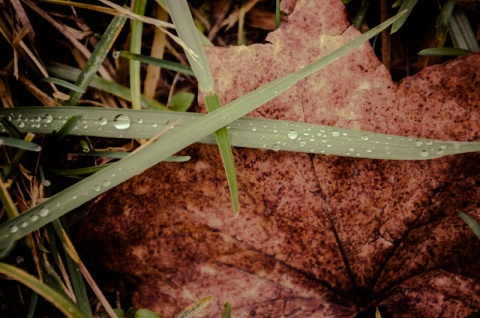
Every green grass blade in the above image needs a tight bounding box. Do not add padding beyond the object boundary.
[48,115,82,144]
[3,106,480,160]
[130,0,147,110]
[458,211,480,240]
[418,47,470,56]
[0,262,90,318]
[448,7,480,52]
[40,77,85,93]
[0,10,425,253]
[47,63,168,110]
[67,14,126,106]
[54,219,92,315]
[166,0,239,214]
[391,0,416,34]
[174,296,213,318]
[205,93,239,214]
[119,51,195,76]
[1,136,41,152]
[221,302,231,318]
[0,117,23,138]
[435,0,455,28]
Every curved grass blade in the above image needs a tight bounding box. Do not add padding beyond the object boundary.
[1,136,41,152]
[118,51,195,76]
[67,14,126,106]
[40,78,85,93]
[47,63,168,110]
[458,211,480,240]
[391,0,416,34]
[0,11,421,254]
[0,262,90,318]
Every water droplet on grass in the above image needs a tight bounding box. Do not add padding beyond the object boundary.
[30,214,39,222]
[18,122,25,128]
[287,130,298,140]
[44,114,53,123]
[99,117,108,125]
[332,131,340,137]
[9,225,19,233]
[39,207,49,217]
[420,150,430,158]
[414,140,423,147]
[113,114,130,130]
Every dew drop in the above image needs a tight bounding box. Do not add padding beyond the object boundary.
[112,50,120,58]
[44,114,53,123]
[34,145,42,152]
[252,127,257,132]
[102,180,111,187]
[349,147,355,152]
[287,130,298,140]
[34,116,41,122]
[414,140,423,147]
[72,195,77,200]
[20,221,28,228]
[42,180,51,187]
[366,149,372,153]
[419,150,430,158]
[137,118,144,124]
[361,136,369,141]
[18,122,25,128]
[93,185,101,191]
[326,144,332,147]
[30,214,39,222]
[113,114,131,130]
[152,123,158,128]
[98,117,108,125]
[272,145,280,152]
[436,149,445,156]
[9,225,19,233]
[332,131,340,137]
[39,207,49,217]
[299,141,306,147]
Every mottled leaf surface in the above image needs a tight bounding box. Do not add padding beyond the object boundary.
[79,0,480,317]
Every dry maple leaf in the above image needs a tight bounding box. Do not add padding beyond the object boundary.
[79,0,480,317]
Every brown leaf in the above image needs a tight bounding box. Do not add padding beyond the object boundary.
[78,0,480,317]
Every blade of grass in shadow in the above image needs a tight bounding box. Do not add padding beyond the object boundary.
[118,51,194,76]
[40,78,85,93]
[391,0,417,33]
[165,0,239,214]
[47,63,168,110]
[130,0,147,110]
[448,7,480,52]
[458,211,480,240]
[0,262,90,318]
[0,11,411,254]
[67,14,126,106]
